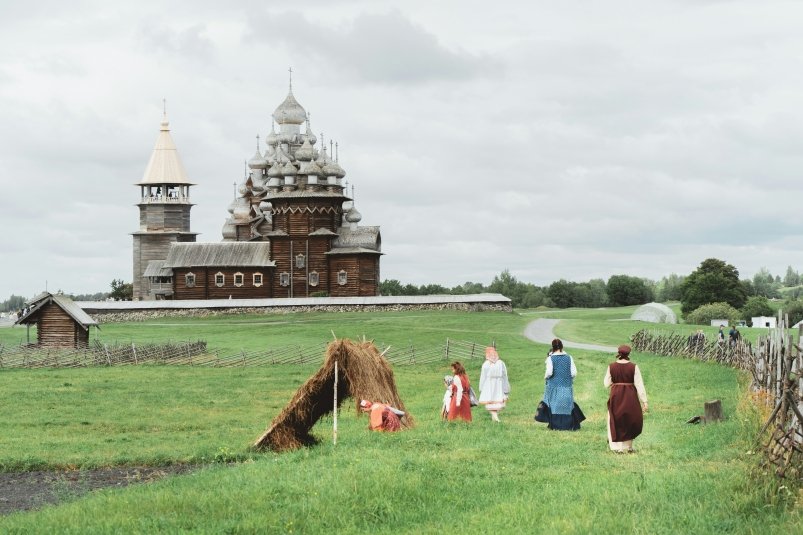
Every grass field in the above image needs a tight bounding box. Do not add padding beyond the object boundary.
[0,308,800,533]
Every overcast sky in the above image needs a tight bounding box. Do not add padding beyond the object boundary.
[2,0,803,299]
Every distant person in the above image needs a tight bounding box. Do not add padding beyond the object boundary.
[604,345,649,453]
[478,346,510,422]
[728,326,739,347]
[447,361,472,422]
[542,338,580,431]
[717,325,726,345]
[441,375,453,420]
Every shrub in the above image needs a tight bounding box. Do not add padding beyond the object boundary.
[685,302,741,326]
[740,296,773,325]
[782,299,803,326]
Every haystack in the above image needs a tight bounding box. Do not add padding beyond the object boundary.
[253,338,413,452]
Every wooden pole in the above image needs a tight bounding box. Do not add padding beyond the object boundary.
[333,360,338,446]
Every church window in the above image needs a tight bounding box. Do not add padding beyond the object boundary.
[185,273,196,288]
[309,271,319,287]
[338,270,348,286]
[253,273,263,287]
[295,254,306,269]
[215,272,225,287]
[234,272,244,287]
[279,272,290,287]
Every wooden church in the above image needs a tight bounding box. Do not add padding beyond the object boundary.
[133,83,382,301]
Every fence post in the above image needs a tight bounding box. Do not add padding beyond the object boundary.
[445,338,450,361]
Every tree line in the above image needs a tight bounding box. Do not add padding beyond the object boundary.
[5,260,803,325]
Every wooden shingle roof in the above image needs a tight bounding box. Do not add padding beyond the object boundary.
[16,293,99,329]
[163,242,275,268]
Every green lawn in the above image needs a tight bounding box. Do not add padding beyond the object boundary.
[0,309,799,533]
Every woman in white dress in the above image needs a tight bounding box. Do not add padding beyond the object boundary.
[478,346,510,422]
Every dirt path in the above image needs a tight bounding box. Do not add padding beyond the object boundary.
[0,465,196,515]
[523,318,617,353]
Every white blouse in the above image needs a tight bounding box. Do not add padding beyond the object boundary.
[544,351,577,379]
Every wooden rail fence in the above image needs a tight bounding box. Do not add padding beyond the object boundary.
[0,338,485,369]
[632,315,803,483]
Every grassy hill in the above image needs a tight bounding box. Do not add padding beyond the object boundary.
[0,309,799,533]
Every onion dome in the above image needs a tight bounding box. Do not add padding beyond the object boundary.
[238,183,248,195]
[295,138,314,161]
[266,122,278,145]
[345,206,362,224]
[227,198,237,214]
[233,198,250,219]
[322,158,340,177]
[248,149,268,169]
[330,160,346,179]
[282,161,297,176]
[305,118,317,145]
[259,200,272,211]
[272,91,307,125]
[299,158,323,177]
[267,161,284,178]
[263,144,275,160]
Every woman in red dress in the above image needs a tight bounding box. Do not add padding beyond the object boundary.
[447,361,473,422]
[604,345,649,452]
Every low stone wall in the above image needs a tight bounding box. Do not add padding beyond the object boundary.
[87,302,512,323]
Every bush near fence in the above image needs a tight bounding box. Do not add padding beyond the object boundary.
[632,316,803,484]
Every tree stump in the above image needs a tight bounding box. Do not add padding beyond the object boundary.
[704,400,723,423]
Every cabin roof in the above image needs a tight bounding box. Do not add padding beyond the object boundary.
[163,242,275,268]
[16,292,99,329]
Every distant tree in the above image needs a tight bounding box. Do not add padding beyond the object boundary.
[379,279,404,296]
[573,279,608,308]
[0,294,27,313]
[685,302,741,326]
[740,296,773,325]
[783,266,800,287]
[110,279,133,301]
[783,299,803,327]
[655,273,685,302]
[419,284,449,295]
[450,281,485,295]
[488,270,520,303]
[401,284,420,296]
[680,258,747,315]
[606,275,653,306]
[547,279,576,308]
[519,286,550,308]
[752,267,781,298]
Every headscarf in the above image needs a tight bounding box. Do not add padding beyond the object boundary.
[617,344,632,360]
[443,375,453,386]
[485,346,499,364]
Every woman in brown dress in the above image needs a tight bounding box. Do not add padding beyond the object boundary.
[604,345,648,452]
[447,361,473,422]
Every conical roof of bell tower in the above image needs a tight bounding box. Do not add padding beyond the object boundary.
[137,114,194,185]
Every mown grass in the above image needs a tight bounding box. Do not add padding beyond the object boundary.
[0,309,800,533]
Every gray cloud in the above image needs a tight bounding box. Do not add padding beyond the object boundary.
[245,9,494,85]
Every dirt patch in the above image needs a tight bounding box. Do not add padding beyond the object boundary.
[0,465,196,515]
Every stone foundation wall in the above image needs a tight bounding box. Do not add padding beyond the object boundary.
[86,302,512,323]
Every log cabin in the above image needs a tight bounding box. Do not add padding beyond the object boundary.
[15,292,99,348]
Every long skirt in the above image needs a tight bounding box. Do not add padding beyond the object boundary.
[607,384,643,443]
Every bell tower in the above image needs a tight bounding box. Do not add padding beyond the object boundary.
[132,111,197,300]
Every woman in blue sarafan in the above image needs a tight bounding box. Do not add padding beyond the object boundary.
[542,338,580,430]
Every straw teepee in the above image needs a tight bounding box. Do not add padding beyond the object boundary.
[253,338,412,452]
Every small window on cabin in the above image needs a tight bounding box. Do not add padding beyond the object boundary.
[185,273,196,288]
[295,254,306,269]
[234,272,244,287]
[279,272,290,287]
[215,272,225,287]
[309,271,319,287]
[338,270,348,286]
[253,273,263,287]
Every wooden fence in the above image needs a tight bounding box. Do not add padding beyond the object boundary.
[632,316,803,483]
[0,338,485,369]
